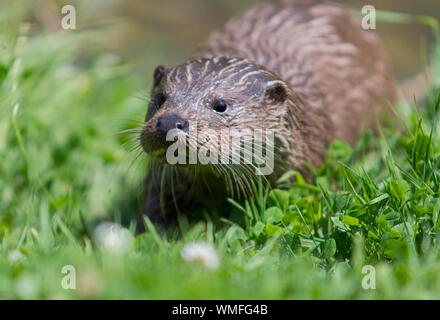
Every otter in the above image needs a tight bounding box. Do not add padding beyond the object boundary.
[139,0,396,227]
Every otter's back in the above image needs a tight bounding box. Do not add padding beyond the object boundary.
[197,0,396,145]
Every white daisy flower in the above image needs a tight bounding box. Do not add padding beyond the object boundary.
[15,275,38,299]
[181,242,220,270]
[94,222,132,254]
[8,250,25,263]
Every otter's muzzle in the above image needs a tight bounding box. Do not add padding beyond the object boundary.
[141,114,189,156]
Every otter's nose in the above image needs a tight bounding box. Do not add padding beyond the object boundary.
[155,115,188,134]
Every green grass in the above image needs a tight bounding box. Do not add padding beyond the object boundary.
[2,4,440,299]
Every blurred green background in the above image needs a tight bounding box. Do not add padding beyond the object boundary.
[7,0,440,79]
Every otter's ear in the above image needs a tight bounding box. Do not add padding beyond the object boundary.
[153,65,168,87]
[266,81,288,103]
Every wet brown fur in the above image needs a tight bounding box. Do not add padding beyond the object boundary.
[139,0,396,227]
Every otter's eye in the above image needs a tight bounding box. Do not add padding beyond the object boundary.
[155,93,167,109]
[213,99,228,113]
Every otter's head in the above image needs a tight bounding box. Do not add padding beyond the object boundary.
[140,57,296,183]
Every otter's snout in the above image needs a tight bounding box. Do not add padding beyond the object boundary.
[140,114,189,156]
[155,114,189,134]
